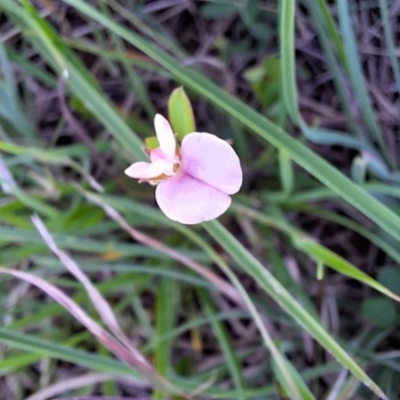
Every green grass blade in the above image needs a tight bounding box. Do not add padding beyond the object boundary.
[305,0,359,137]
[293,237,400,302]
[203,220,387,400]
[0,327,142,379]
[86,192,312,398]
[279,149,294,196]
[313,0,347,66]
[279,0,367,151]
[279,0,300,123]
[336,0,391,165]
[378,0,400,96]
[233,203,400,302]
[154,277,179,399]
[288,205,400,266]
[199,289,246,400]
[1,0,145,160]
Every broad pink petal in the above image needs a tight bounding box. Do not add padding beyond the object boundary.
[154,114,176,161]
[124,160,173,180]
[155,173,231,224]
[181,132,242,195]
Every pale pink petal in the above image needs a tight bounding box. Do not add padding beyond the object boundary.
[154,114,176,161]
[155,173,231,224]
[150,148,166,162]
[124,160,173,180]
[181,132,242,195]
[150,147,180,166]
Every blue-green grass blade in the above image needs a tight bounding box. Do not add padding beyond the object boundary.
[280,0,365,150]
[199,290,246,399]
[336,0,391,165]
[307,0,358,136]
[378,0,400,97]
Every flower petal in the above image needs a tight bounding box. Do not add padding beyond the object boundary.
[124,160,173,180]
[149,148,165,162]
[154,114,176,161]
[155,173,231,224]
[181,132,242,195]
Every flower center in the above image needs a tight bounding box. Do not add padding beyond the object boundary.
[147,160,181,185]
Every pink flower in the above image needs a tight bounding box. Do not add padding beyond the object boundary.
[125,114,242,224]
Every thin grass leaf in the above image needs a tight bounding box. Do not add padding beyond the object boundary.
[0,40,35,137]
[268,182,400,204]
[0,153,16,194]
[289,205,400,266]
[25,372,138,400]
[336,0,391,165]
[307,0,359,136]
[0,327,140,379]
[377,0,400,97]
[1,0,145,160]
[280,0,376,153]
[313,0,347,67]
[279,149,294,196]
[0,266,183,396]
[81,190,243,307]
[292,236,400,302]
[99,1,156,117]
[203,220,388,400]
[31,215,149,366]
[233,203,400,302]
[83,191,311,398]
[154,277,179,399]
[199,289,247,400]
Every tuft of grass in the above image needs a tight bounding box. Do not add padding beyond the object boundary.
[0,0,399,399]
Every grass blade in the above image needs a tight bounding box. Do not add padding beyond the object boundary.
[203,220,387,399]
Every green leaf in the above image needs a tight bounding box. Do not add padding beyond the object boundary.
[378,266,400,297]
[145,136,159,150]
[168,87,195,140]
[244,57,281,109]
[361,297,397,328]
[200,3,238,19]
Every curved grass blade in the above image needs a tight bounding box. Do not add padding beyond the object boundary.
[233,203,400,302]
[336,0,391,165]
[1,0,145,161]
[279,0,369,151]
[0,327,141,379]
[203,220,388,400]
[83,192,312,399]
